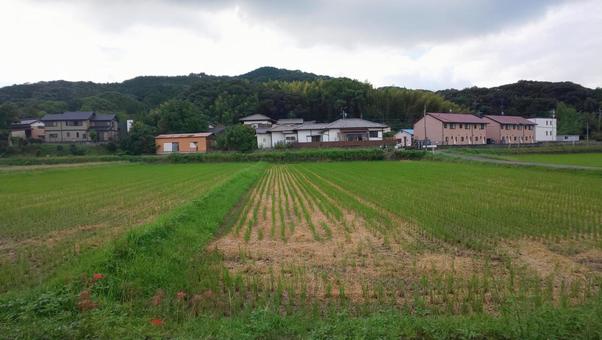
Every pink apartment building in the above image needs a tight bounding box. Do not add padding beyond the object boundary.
[413,113,488,145]
[483,115,536,144]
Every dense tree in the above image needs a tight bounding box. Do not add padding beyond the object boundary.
[556,102,582,135]
[146,100,208,134]
[216,125,257,152]
[119,122,157,155]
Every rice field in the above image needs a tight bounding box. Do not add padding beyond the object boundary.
[501,152,602,168]
[0,162,252,292]
[2,159,602,338]
[203,161,602,316]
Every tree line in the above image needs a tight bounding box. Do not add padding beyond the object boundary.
[1,68,601,154]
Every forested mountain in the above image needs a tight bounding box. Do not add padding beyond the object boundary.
[238,66,328,83]
[438,81,602,116]
[1,68,601,142]
[0,67,460,131]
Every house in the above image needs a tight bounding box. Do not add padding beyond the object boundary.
[528,118,557,142]
[41,112,119,143]
[413,113,488,145]
[483,115,536,144]
[155,132,215,154]
[394,129,413,147]
[10,119,45,140]
[239,114,274,128]
[239,114,390,149]
[557,135,580,142]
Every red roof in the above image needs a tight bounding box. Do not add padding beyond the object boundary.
[484,115,537,125]
[427,113,488,124]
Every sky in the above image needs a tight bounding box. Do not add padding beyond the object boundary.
[0,0,601,90]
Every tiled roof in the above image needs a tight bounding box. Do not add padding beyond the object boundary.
[93,114,117,121]
[427,113,488,124]
[155,132,213,139]
[41,111,94,121]
[327,118,388,129]
[485,115,536,125]
[276,118,304,125]
[239,114,273,122]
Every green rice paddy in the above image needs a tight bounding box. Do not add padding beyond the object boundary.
[1,159,601,338]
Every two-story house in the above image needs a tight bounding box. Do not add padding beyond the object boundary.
[413,113,488,145]
[483,115,536,144]
[41,111,119,143]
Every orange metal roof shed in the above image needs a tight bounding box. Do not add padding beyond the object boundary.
[155,132,214,154]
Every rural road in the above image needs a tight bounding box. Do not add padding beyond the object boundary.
[444,153,602,171]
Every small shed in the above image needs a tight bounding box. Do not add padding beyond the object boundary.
[394,129,414,147]
[155,132,214,154]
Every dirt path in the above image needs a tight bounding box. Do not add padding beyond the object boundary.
[0,161,127,172]
[444,152,601,171]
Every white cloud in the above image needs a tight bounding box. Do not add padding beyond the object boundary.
[0,0,600,90]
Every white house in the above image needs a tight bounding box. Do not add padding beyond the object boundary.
[394,129,413,147]
[528,117,557,142]
[239,114,389,149]
[239,114,274,128]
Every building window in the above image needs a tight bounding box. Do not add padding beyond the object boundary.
[445,136,449,143]
[76,132,80,138]
[450,124,455,129]
[465,124,469,129]
[444,123,448,129]
[82,133,87,139]
[481,124,485,129]
[514,136,517,141]
[66,121,83,126]
[46,121,57,127]
[66,132,70,137]
[49,133,58,138]
[459,124,463,129]
[460,136,464,142]
[369,131,379,138]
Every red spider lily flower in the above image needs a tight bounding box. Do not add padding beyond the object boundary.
[176,291,186,301]
[92,273,105,281]
[150,318,164,326]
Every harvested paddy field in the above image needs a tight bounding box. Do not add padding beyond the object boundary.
[206,162,602,314]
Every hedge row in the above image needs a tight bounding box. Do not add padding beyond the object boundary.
[0,149,428,166]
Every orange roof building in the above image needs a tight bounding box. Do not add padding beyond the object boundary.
[154,132,215,154]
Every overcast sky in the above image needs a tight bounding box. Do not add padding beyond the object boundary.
[1,0,601,90]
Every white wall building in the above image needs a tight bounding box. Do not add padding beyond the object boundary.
[239,115,389,149]
[528,118,557,142]
[394,129,414,147]
[239,114,274,128]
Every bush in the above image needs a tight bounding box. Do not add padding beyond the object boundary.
[216,125,257,153]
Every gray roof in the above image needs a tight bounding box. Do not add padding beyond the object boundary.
[41,111,94,121]
[269,124,300,132]
[239,114,273,122]
[93,114,117,121]
[18,119,41,125]
[276,118,304,125]
[327,118,388,129]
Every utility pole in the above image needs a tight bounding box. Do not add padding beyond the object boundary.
[586,119,590,145]
[423,103,427,146]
